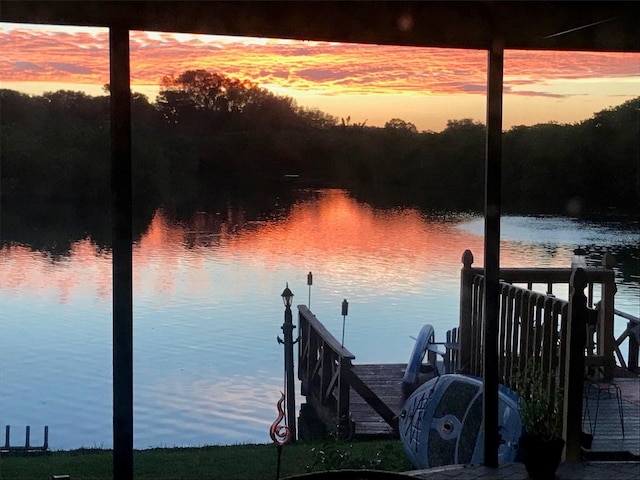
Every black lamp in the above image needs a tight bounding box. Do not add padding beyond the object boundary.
[281,283,294,307]
[279,282,296,442]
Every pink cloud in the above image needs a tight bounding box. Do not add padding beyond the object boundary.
[1,27,638,101]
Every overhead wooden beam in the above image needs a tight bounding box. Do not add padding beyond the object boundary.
[482,36,504,468]
[1,2,638,52]
[110,25,133,480]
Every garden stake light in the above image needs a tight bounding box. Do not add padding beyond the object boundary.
[341,299,349,347]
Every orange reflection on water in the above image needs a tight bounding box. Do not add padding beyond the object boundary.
[2,190,580,304]
[0,239,112,304]
[133,211,188,296]
[222,190,484,277]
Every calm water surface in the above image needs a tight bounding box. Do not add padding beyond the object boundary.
[1,189,638,449]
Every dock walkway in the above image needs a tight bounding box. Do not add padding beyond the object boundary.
[349,364,407,438]
[349,362,639,458]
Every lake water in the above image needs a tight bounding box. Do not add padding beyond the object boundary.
[1,188,638,450]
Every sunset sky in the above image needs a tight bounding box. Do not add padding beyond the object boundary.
[1,23,638,132]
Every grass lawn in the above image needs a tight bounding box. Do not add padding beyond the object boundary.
[0,439,413,479]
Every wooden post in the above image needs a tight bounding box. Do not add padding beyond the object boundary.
[25,425,30,449]
[297,310,311,396]
[337,359,351,438]
[471,276,483,375]
[110,24,134,480]
[44,425,49,451]
[306,324,318,395]
[599,253,616,379]
[459,250,474,374]
[628,320,639,374]
[563,268,588,462]
[4,425,9,449]
[320,341,332,405]
[541,297,554,378]
[483,36,504,468]
[297,311,305,384]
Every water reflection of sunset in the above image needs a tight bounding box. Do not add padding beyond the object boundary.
[224,191,480,284]
[2,190,585,305]
[0,239,112,304]
[138,189,575,270]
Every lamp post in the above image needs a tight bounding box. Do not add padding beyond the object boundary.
[307,272,313,309]
[571,248,587,270]
[280,283,297,442]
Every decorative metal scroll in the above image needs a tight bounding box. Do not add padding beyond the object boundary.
[269,391,292,446]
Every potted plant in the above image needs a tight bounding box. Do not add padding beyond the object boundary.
[513,364,565,479]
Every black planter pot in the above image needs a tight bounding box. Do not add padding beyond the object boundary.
[518,434,565,479]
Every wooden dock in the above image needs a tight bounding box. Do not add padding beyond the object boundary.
[347,362,640,457]
[296,255,639,460]
[297,305,639,458]
[0,425,49,454]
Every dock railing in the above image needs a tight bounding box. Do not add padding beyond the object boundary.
[297,305,399,437]
[614,309,639,374]
[459,249,618,381]
[458,249,619,461]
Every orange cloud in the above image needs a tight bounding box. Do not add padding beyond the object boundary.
[1,24,638,131]
[2,26,638,98]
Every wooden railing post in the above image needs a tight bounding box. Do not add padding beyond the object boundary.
[298,312,305,375]
[458,249,474,374]
[628,320,639,374]
[598,253,617,379]
[563,268,588,462]
[320,342,332,405]
[337,358,352,437]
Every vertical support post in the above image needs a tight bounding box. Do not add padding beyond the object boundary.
[483,36,504,468]
[5,425,9,449]
[297,309,305,385]
[459,250,474,374]
[320,341,332,411]
[283,302,297,442]
[563,268,588,462]
[628,321,639,374]
[599,253,616,379]
[44,425,49,451]
[337,359,351,438]
[25,425,30,449]
[306,319,319,394]
[110,25,133,480]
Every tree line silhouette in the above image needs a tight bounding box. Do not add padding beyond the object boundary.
[1,69,638,219]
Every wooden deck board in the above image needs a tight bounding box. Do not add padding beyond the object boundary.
[347,362,639,455]
[349,363,422,439]
[583,377,640,456]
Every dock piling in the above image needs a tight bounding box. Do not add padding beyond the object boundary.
[1,425,49,453]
